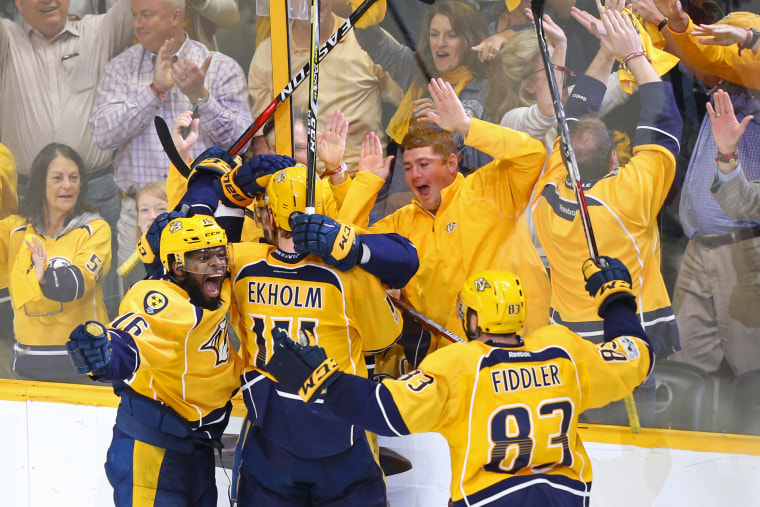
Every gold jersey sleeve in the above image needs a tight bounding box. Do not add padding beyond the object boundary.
[380,327,650,503]
[228,242,402,377]
[114,279,242,423]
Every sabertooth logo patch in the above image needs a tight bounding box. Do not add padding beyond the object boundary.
[474,278,491,292]
[169,220,183,232]
[275,171,287,183]
[445,221,458,233]
[144,291,168,315]
[201,320,231,366]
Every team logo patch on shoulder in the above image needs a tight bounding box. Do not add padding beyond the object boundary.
[445,221,458,233]
[144,291,168,315]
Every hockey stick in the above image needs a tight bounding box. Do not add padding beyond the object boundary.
[227,0,382,158]
[305,0,320,213]
[531,0,641,434]
[389,296,466,344]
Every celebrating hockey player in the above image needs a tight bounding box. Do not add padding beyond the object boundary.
[67,214,242,506]
[264,256,653,506]
[225,164,418,505]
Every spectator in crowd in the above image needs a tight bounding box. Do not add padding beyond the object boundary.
[0,0,133,316]
[355,0,493,215]
[89,0,251,283]
[532,8,682,424]
[120,181,169,289]
[656,5,760,89]
[650,5,760,378]
[709,88,759,219]
[0,143,17,221]
[264,260,652,506]
[341,78,549,368]
[471,0,531,60]
[67,213,241,506]
[484,26,564,148]
[248,0,402,177]
[0,144,110,382]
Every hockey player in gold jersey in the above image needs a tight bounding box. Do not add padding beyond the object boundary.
[67,214,242,506]
[265,257,652,506]
[227,165,417,506]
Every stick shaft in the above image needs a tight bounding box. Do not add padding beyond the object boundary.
[389,296,466,344]
[228,0,379,157]
[305,0,320,212]
[531,0,639,433]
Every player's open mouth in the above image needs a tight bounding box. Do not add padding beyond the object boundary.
[204,274,223,298]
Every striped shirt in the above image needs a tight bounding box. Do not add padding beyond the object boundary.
[90,35,252,194]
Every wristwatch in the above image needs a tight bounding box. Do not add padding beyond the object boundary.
[193,92,210,107]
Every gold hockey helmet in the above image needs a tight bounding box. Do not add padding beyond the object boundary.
[457,270,526,339]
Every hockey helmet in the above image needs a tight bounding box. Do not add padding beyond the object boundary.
[457,270,526,339]
[265,165,327,231]
[160,215,228,272]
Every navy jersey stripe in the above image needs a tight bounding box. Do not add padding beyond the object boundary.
[234,259,343,291]
[540,183,604,222]
[480,346,572,370]
[455,473,591,507]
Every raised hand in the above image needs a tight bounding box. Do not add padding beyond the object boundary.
[582,256,636,317]
[707,89,753,168]
[358,132,394,181]
[25,236,47,283]
[152,39,175,94]
[599,8,643,61]
[172,110,199,163]
[317,109,349,174]
[471,32,507,62]
[173,55,212,105]
[692,23,749,46]
[416,78,471,135]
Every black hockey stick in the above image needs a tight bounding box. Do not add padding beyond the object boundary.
[531,0,641,433]
[305,0,321,212]
[389,296,466,344]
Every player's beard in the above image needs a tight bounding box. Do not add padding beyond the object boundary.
[182,273,224,311]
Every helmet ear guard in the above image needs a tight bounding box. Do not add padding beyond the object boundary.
[458,270,526,340]
[160,215,228,273]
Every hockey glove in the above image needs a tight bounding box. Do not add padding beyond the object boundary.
[265,327,342,403]
[217,154,297,207]
[67,321,112,376]
[191,145,238,169]
[137,209,187,277]
[582,256,637,317]
[289,212,362,271]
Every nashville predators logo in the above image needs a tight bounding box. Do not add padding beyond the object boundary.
[445,221,458,233]
[474,278,491,292]
[144,291,167,315]
[169,220,182,232]
[275,171,287,183]
[201,320,230,366]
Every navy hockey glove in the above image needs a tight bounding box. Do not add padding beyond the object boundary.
[67,321,112,376]
[191,145,237,169]
[217,154,296,207]
[289,212,362,271]
[265,327,342,403]
[582,256,636,317]
[137,209,186,277]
